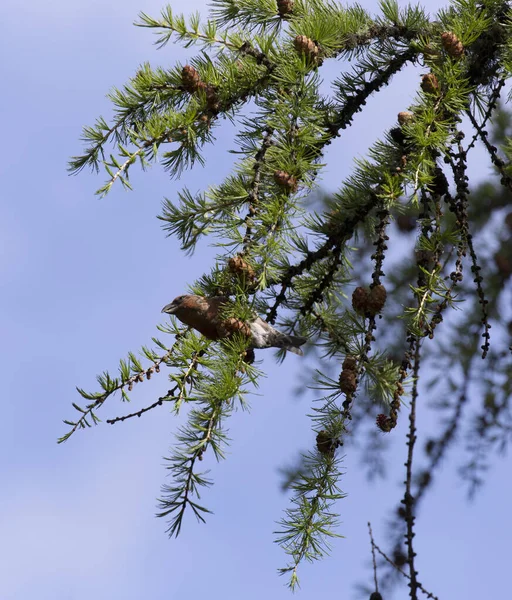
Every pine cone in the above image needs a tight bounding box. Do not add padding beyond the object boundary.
[342,355,357,372]
[293,35,319,61]
[396,214,416,232]
[393,549,407,567]
[418,470,431,487]
[367,285,387,316]
[228,255,256,281]
[277,0,294,17]
[352,286,369,315]
[204,85,219,111]
[316,430,336,456]
[376,413,393,432]
[274,170,298,193]
[397,111,414,126]
[181,65,201,92]
[424,438,436,456]
[421,73,440,95]
[415,249,435,267]
[339,369,357,395]
[441,31,464,59]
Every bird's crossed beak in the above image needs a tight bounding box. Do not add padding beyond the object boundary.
[161,302,177,314]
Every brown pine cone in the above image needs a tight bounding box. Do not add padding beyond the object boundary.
[339,369,357,395]
[277,0,294,17]
[421,73,440,94]
[396,214,416,232]
[342,355,357,372]
[316,430,334,455]
[441,31,464,59]
[228,256,256,280]
[352,286,369,315]
[367,285,387,316]
[274,170,298,193]
[376,413,393,432]
[293,35,319,61]
[397,111,414,126]
[181,65,202,93]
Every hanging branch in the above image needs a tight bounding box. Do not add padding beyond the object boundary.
[467,105,512,191]
[58,335,188,443]
[367,522,380,597]
[403,340,421,600]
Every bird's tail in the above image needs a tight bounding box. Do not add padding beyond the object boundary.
[281,334,307,356]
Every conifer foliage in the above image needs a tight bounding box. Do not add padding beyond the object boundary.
[67,0,512,593]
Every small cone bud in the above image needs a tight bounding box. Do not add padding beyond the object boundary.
[397,214,416,232]
[441,31,464,58]
[376,413,393,432]
[316,430,338,456]
[277,0,294,17]
[421,73,440,95]
[352,286,369,315]
[393,549,407,566]
[415,249,435,267]
[367,285,387,316]
[425,439,436,455]
[274,170,298,193]
[228,255,256,281]
[182,65,201,92]
[339,369,357,394]
[398,111,414,126]
[342,355,357,372]
[205,85,219,111]
[293,35,319,61]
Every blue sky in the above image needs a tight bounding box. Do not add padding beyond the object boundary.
[1,1,510,598]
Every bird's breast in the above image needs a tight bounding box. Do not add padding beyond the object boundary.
[249,320,272,348]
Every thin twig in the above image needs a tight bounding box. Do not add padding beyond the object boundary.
[372,539,439,600]
[403,340,421,599]
[367,522,380,594]
[106,349,206,425]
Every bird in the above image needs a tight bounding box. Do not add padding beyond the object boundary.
[161,294,307,355]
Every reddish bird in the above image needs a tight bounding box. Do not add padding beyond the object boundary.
[162,294,307,355]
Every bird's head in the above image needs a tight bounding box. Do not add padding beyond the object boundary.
[161,294,190,315]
